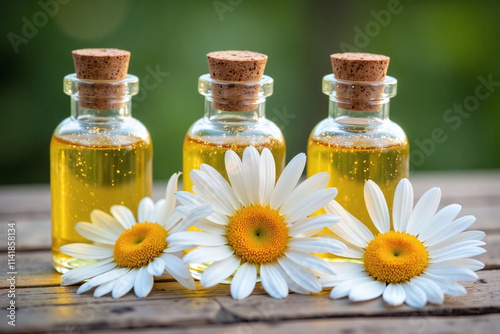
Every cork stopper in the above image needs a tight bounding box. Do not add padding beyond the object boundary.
[207,50,268,112]
[330,52,390,111]
[72,48,131,109]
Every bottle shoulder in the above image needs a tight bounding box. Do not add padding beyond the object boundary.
[309,117,407,148]
[52,117,151,145]
[186,117,284,144]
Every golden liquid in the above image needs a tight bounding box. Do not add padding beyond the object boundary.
[51,134,152,273]
[182,135,286,192]
[307,137,409,260]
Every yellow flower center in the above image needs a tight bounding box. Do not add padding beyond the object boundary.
[363,231,429,284]
[226,206,289,264]
[113,222,168,268]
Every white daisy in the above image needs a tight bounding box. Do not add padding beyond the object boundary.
[60,173,212,298]
[171,146,347,300]
[321,178,486,308]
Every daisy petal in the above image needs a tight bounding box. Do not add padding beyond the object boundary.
[164,172,181,219]
[382,283,406,306]
[162,254,195,290]
[284,188,338,223]
[60,243,113,260]
[75,222,118,245]
[200,164,239,210]
[418,204,462,242]
[90,210,125,236]
[422,275,466,296]
[430,247,485,262]
[151,199,167,225]
[169,205,213,233]
[285,250,336,275]
[110,205,137,230]
[138,197,155,223]
[93,280,116,298]
[259,148,276,205]
[289,214,340,236]
[260,263,289,299]
[191,169,235,216]
[195,218,226,235]
[148,257,166,276]
[167,231,226,247]
[242,146,261,205]
[201,255,240,288]
[392,178,413,232]
[329,276,373,299]
[411,276,444,304]
[429,240,485,261]
[425,264,478,281]
[349,280,386,302]
[270,153,306,210]
[436,258,484,271]
[288,236,347,256]
[280,172,330,215]
[134,266,154,298]
[278,257,321,293]
[273,263,310,295]
[183,246,234,264]
[426,230,485,251]
[406,187,441,236]
[225,149,249,206]
[402,281,427,308]
[175,192,228,226]
[325,200,373,247]
[364,180,390,234]
[230,262,257,300]
[112,269,138,298]
[76,267,126,295]
[60,259,116,286]
[424,215,477,246]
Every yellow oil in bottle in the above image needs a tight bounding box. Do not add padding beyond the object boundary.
[182,135,286,192]
[307,137,409,259]
[51,134,153,273]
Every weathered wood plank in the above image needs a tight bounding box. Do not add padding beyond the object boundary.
[0,297,221,333]
[97,314,500,334]
[213,270,500,321]
[0,271,498,333]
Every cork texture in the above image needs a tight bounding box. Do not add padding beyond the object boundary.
[72,48,131,109]
[330,52,390,111]
[207,50,267,112]
[73,48,130,81]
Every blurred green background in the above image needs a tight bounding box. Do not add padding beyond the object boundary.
[1,0,499,185]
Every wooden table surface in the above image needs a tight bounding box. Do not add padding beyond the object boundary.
[1,170,499,333]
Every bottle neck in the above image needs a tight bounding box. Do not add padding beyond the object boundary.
[71,98,132,122]
[329,98,390,123]
[204,99,266,123]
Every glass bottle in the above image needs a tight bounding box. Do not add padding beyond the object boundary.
[307,57,409,260]
[183,52,286,191]
[51,49,153,273]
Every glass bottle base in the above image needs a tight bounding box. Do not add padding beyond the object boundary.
[52,251,98,274]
